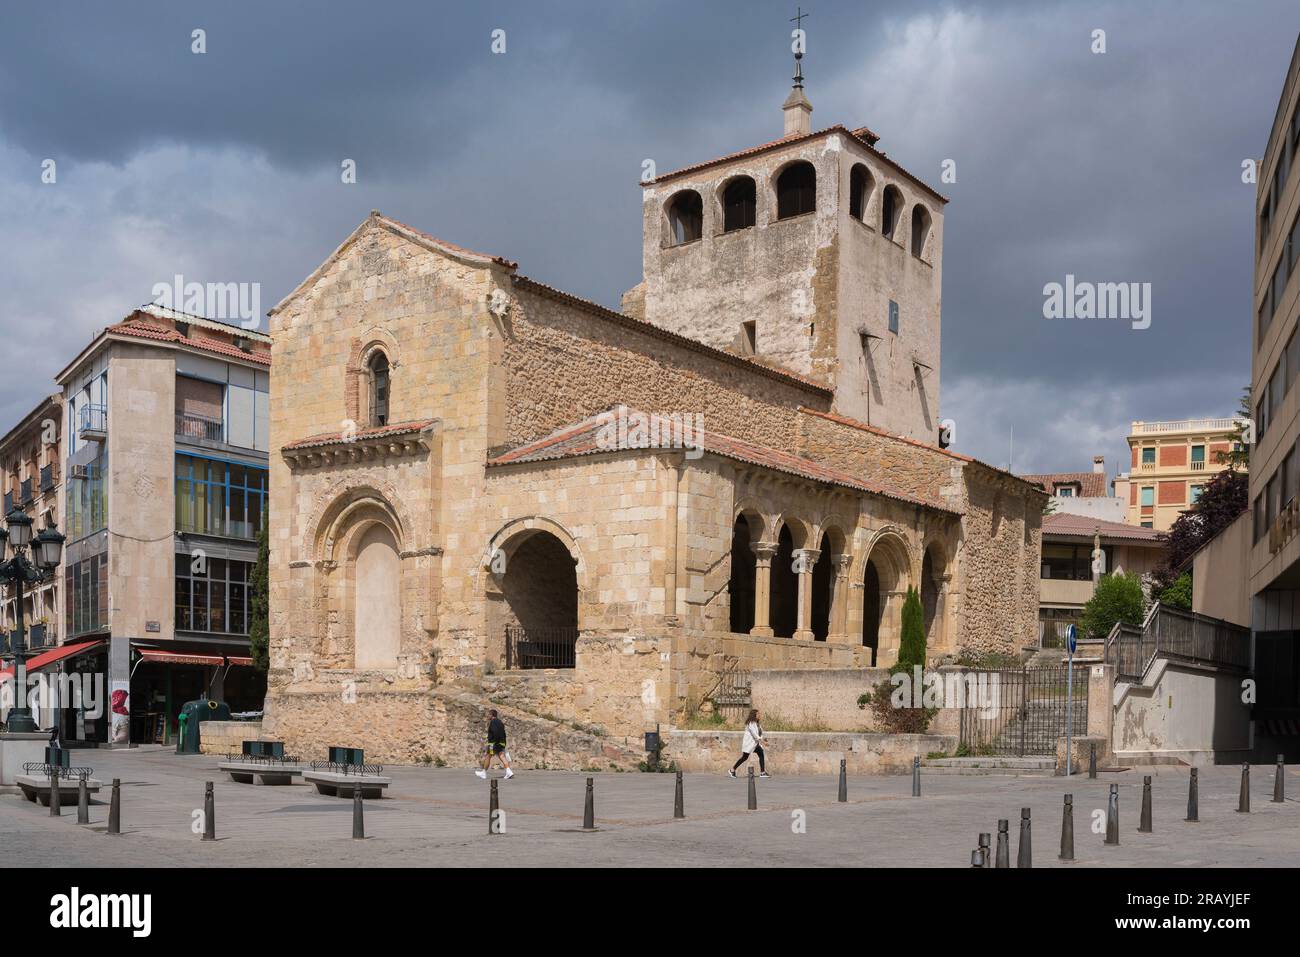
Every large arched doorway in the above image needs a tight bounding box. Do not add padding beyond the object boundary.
[496,529,579,668]
[729,514,758,634]
[861,534,911,666]
[354,524,401,669]
[862,560,882,656]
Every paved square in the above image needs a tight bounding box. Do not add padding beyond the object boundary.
[2,748,1296,867]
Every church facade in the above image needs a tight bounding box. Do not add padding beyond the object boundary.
[262,90,1045,765]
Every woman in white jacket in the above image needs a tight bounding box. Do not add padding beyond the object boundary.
[728,709,769,777]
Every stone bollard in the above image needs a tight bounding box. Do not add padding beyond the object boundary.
[1274,755,1286,804]
[352,785,365,840]
[1138,775,1153,833]
[1104,783,1119,845]
[994,819,1010,868]
[488,779,500,835]
[77,777,90,825]
[1186,768,1199,822]
[978,832,991,868]
[1017,807,1032,868]
[1237,763,1250,814]
[583,776,595,830]
[674,770,684,819]
[912,756,921,797]
[1089,742,1097,779]
[747,767,757,811]
[838,758,848,803]
[202,781,216,842]
[107,779,121,835]
[48,770,61,817]
[1059,795,1074,861]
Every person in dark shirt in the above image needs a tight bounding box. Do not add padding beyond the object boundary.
[475,709,513,779]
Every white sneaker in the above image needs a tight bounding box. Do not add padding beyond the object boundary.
[728,768,736,778]
[504,769,514,780]
[475,769,487,779]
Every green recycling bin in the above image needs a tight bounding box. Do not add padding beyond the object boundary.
[175,697,232,754]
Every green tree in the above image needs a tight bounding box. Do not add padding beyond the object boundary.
[895,585,927,672]
[1079,572,1146,640]
[249,525,269,672]
[1157,570,1193,610]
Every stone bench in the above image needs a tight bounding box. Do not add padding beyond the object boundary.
[302,769,391,799]
[15,774,102,807]
[218,761,305,786]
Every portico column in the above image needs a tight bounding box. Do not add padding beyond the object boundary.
[828,554,852,642]
[751,542,777,637]
[793,547,820,640]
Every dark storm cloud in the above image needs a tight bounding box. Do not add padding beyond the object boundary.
[0,0,1296,475]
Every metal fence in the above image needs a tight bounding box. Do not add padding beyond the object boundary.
[711,668,753,721]
[1105,603,1250,681]
[957,665,1089,757]
[175,412,224,443]
[504,625,578,669]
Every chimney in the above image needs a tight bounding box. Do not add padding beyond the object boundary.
[783,86,812,137]
[1092,455,1105,474]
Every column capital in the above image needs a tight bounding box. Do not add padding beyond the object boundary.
[753,541,779,560]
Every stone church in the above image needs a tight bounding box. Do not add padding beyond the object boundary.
[262,81,1045,765]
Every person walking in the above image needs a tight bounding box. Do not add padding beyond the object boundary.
[729,709,769,778]
[475,709,513,780]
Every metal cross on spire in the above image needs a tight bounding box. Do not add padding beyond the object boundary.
[790,6,810,88]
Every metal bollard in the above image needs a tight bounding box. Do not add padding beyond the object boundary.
[978,832,991,868]
[1274,754,1286,804]
[202,781,216,842]
[1059,795,1074,861]
[488,778,500,835]
[912,756,921,797]
[1104,783,1119,845]
[1138,775,1153,833]
[994,819,1010,868]
[583,776,595,830]
[48,770,61,817]
[1237,763,1250,814]
[77,777,89,825]
[352,785,365,839]
[838,758,847,803]
[747,766,757,810]
[674,770,685,819]
[1088,742,1097,779]
[1017,807,1032,868]
[107,779,121,835]
[971,847,984,867]
[1186,768,1199,822]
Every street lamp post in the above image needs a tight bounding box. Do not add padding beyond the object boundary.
[1,508,65,733]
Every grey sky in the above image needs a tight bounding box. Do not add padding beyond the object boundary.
[1,0,1296,476]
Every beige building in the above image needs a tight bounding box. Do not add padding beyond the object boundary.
[1114,418,1242,530]
[263,81,1047,765]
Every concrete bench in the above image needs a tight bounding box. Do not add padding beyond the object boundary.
[302,769,391,799]
[218,761,305,786]
[15,774,102,807]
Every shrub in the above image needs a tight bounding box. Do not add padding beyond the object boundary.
[1079,572,1146,640]
[866,676,934,734]
[1157,570,1193,610]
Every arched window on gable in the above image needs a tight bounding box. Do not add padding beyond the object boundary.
[666,190,703,245]
[849,164,873,222]
[722,176,757,232]
[881,185,904,240]
[776,161,816,219]
[369,351,390,427]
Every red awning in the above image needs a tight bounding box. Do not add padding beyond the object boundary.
[136,650,253,667]
[0,639,105,680]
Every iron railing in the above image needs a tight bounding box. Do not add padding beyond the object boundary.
[19,478,32,505]
[175,411,224,443]
[957,665,1089,757]
[1038,619,1078,649]
[1104,602,1251,681]
[39,464,55,493]
[504,625,577,669]
[78,404,107,436]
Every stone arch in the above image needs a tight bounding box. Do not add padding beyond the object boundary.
[859,529,914,666]
[718,174,757,232]
[664,189,704,246]
[484,517,583,669]
[881,184,904,241]
[921,538,950,650]
[810,521,850,642]
[308,482,414,565]
[728,505,765,635]
[774,160,817,219]
[910,203,932,259]
[345,328,402,425]
[849,163,874,222]
[767,515,811,639]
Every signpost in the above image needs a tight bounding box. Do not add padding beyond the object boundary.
[1065,624,1078,776]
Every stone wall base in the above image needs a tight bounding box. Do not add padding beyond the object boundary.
[666,730,957,775]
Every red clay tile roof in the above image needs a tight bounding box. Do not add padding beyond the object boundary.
[512,275,833,397]
[109,317,271,366]
[488,407,958,514]
[380,213,518,270]
[1042,511,1164,543]
[643,124,947,205]
[1020,471,1109,498]
[283,419,437,451]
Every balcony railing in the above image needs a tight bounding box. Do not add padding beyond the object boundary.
[175,411,225,443]
[1105,603,1250,681]
[39,463,56,492]
[2,491,11,514]
[504,626,578,670]
[19,478,32,505]
[78,404,108,440]
[1131,418,1238,436]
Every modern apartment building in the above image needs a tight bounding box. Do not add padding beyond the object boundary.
[1249,35,1300,758]
[1113,418,1242,530]
[47,305,271,745]
[0,394,64,654]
